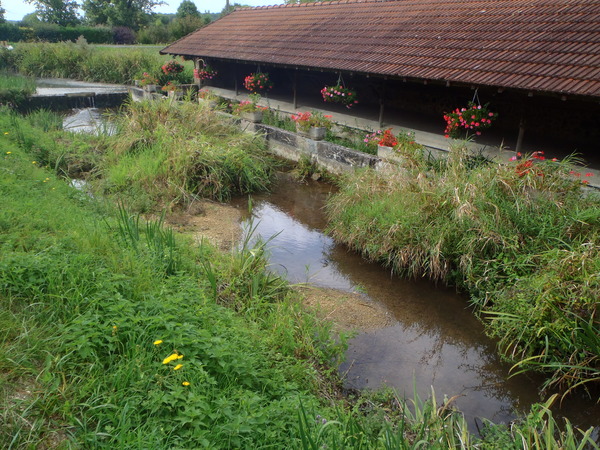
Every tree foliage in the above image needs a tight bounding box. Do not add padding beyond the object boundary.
[82,0,165,30]
[176,0,200,18]
[0,2,5,24]
[26,0,80,26]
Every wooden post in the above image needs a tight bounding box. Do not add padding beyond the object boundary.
[515,116,526,153]
[378,79,386,128]
[292,71,298,109]
[234,67,239,96]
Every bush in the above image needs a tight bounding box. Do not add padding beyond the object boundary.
[136,24,172,44]
[0,23,28,41]
[112,26,136,44]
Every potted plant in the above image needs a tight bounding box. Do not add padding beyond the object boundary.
[161,82,183,99]
[243,72,273,93]
[364,128,399,159]
[291,111,333,141]
[197,89,218,108]
[139,72,159,92]
[443,102,497,139]
[321,85,358,109]
[232,93,267,122]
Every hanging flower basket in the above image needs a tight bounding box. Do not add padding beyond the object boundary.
[244,72,273,93]
[443,102,497,138]
[194,66,217,81]
[321,85,358,108]
[162,60,184,76]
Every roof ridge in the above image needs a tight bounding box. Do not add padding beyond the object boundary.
[234,0,400,11]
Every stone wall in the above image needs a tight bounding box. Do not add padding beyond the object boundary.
[240,120,379,174]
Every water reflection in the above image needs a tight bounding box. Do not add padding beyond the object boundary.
[236,172,599,432]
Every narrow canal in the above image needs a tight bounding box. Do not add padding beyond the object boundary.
[59,100,598,434]
[234,171,600,433]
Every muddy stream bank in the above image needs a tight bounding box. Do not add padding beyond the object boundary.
[227,172,599,433]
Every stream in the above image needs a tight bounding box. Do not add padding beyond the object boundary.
[60,98,599,435]
[235,172,600,433]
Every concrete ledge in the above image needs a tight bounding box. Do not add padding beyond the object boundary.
[239,120,379,174]
[19,91,129,111]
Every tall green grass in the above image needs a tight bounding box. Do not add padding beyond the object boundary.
[326,143,600,394]
[0,71,36,105]
[0,136,335,448]
[4,42,193,85]
[100,99,276,209]
[2,99,276,211]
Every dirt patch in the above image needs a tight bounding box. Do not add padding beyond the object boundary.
[166,200,392,333]
[297,286,393,332]
[166,200,243,251]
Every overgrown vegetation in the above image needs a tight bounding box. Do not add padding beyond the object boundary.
[0,71,35,105]
[326,144,600,395]
[5,97,274,210]
[1,42,192,85]
[1,105,597,448]
[100,99,276,208]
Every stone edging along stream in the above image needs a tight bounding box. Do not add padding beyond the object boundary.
[238,119,382,175]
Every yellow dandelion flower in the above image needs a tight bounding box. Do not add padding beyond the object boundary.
[182,381,190,386]
[32,161,37,164]
[162,353,179,365]
[177,354,184,359]
[5,151,11,154]
[153,340,163,345]
[4,132,8,135]
[173,364,183,371]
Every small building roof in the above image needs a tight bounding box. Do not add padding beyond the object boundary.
[161,0,600,98]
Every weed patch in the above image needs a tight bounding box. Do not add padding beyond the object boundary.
[326,143,600,394]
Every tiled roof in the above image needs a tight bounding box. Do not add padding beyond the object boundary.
[161,0,600,98]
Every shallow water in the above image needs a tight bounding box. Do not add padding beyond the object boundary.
[63,108,116,135]
[235,172,600,433]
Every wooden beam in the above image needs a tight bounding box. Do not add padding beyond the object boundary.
[234,67,239,96]
[515,116,526,153]
[293,71,298,109]
[378,79,386,128]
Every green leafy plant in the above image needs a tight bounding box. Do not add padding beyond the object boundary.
[291,111,333,132]
[232,93,267,114]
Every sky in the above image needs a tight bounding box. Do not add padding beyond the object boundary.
[5,0,284,22]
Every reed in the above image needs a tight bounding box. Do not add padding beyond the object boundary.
[326,143,600,392]
[0,71,36,105]
[101,99,276,208]
[8,42,192,85]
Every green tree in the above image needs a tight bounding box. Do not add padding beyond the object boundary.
[176,0,199,18]
[82,0,164,30]
[20,12,42,26]
[0,2,5,24]
[26,0,80,26]
[170,14,209,39]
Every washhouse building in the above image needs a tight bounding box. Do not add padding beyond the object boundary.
[161,0,600,161]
